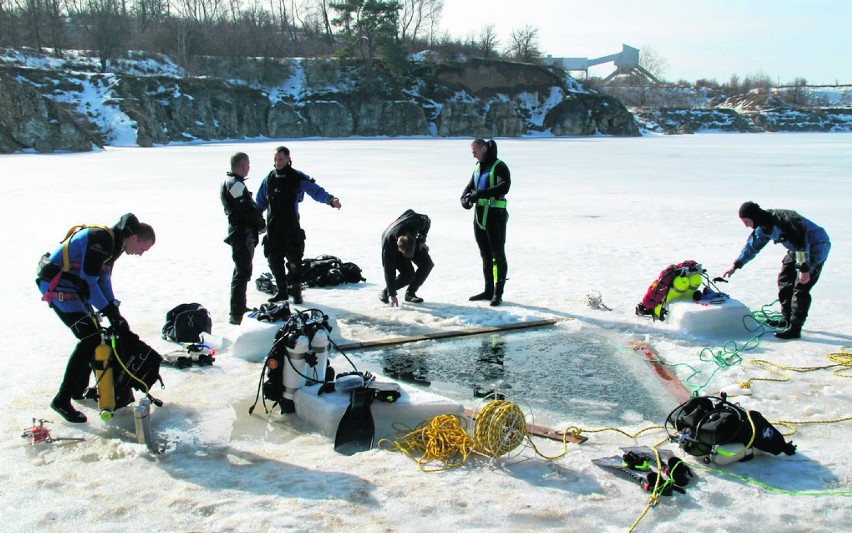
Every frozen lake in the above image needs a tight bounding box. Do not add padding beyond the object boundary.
[1,132,850,532]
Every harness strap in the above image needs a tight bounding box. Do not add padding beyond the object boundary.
[476,198,507,209]
[42,290,81,302]
[473,159,507,230]
[41,225,114,303]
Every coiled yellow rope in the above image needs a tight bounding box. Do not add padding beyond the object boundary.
[377,414,475,472]
[379,400,575,470]
[473,400,527,457]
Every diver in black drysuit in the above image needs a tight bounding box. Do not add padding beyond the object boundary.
[380,209,433,306]
[461,138,511,306]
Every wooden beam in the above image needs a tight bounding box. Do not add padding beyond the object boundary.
[629,340,692,403]
[335,317,572,352]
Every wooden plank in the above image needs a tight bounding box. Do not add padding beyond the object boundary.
[336,317,571,352]
[629,340,692,404]
[463,408,587,445]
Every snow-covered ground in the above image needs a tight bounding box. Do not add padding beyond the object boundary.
[1,134,849,532]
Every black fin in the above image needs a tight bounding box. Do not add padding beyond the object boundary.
[592,455,680,496]
[334,387,375,455]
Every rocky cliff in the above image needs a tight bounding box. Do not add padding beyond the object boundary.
[2,51,848,153]
[0,54,639,153]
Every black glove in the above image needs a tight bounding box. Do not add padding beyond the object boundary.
[460,193,474,210]
[102,303,130,333]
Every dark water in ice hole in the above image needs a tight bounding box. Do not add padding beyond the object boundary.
[331,327,681,427]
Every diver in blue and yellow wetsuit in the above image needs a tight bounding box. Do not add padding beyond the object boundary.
[461,138,511,306]
[36,213,155,423]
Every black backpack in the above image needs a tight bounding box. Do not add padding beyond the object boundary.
[301,255,366,287]
[162,303,212,343]
[665,393,795,459]
[340,262,366,283]
[112,332,164,408]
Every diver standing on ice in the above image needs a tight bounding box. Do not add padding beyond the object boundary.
[256,146,342,305]
[221,152,266,325]
[36,214,156,423]
[461,138,511,306]
[723,201,831,339]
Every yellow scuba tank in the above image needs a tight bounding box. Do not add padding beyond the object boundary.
[94,335,116,420]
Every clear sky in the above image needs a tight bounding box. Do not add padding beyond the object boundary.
[438,0,851,85]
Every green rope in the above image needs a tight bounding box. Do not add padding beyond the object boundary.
[631,300,784,397]
[749,299,787,331]
[688,461,852,496]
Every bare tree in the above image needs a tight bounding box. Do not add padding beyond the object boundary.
[86,0,127,72]
[174,0,222,23]
[268,0,298,42]
[506,24,538,62]
[398,0,441,47]
[313,0,335,44]
[476,24,498,59]
[41,0,66,56]
[18,0,44,51]
[133,0,168,31]
[639,45,667,81]
[787,77,810,107]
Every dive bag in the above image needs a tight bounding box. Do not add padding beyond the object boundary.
[300,255,366,287]
[162,303,212,343]
[636,260,703,321]
[101,331,164,410]
[665,393,795,463]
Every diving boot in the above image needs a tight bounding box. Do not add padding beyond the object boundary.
[51,396,87,424]
[775,323,802,340]
[268,290,288,303]
[405,292,424,303]
[379,289,389,304]
[764,317,788,329]
[291,285,303,305]
[469,287,494,301]
[490,282,505,307]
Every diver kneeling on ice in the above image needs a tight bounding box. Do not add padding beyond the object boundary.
[723,201,831,340]
[379,209,433,306]
[36,214,156,423]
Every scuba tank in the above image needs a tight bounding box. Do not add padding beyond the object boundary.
[307,328,329,386]
[94,333,116,420]
[134,397,155,452]
[282,332,309,413]
[708,442,753,465]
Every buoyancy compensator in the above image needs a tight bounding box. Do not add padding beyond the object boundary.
[665,392,796,465]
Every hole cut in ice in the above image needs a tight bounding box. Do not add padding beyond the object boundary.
[332,326,682,428]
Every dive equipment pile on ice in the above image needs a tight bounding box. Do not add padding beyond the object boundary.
[636,260,724,320]
[665,392,796,465]
[248,307,401,455]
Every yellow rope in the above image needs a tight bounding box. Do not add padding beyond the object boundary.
[739,347,852,390]
[377,414,475,472]
[770,416,852,437]
[379,400,584,470]
[474,400,528,457]
[626,436,669,532]
[564,424,664,440]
